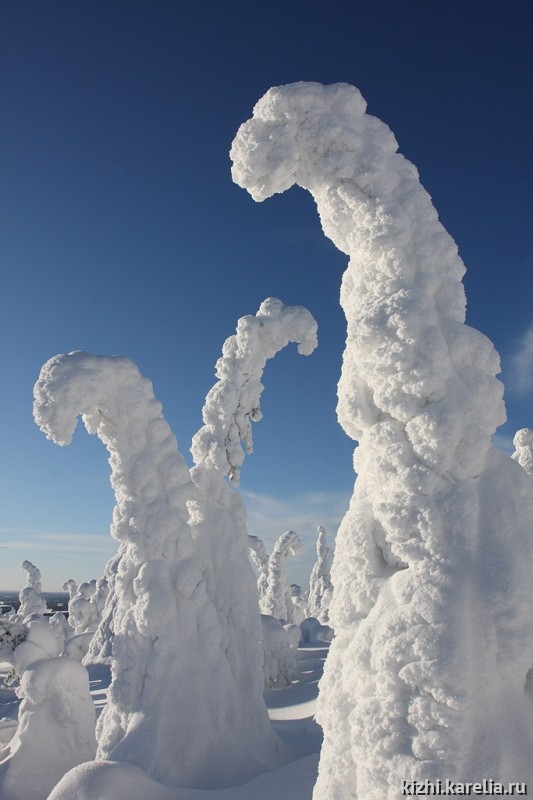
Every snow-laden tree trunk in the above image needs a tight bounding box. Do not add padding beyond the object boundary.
[306,526,333,624]
[262,530,301,621]
[231,82,533,798]
[190,297,317,736]
[33,351,281,789]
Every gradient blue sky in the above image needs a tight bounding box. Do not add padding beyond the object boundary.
[1,0,532,590]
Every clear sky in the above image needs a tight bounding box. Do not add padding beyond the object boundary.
[1,0,532,591]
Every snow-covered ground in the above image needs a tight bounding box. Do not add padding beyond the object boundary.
[0,646,327,800]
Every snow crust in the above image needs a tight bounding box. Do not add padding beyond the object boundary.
[232,81,533,799]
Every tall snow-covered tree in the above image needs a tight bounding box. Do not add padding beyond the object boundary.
[190,297,317,719]
[34,351,281,789]
[262,530,302,621]
[306,526,333,624]
[231,81,533,799]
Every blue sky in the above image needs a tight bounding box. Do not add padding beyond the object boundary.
[1,0,532,590]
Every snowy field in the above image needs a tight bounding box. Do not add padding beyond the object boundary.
[0,647,327,800]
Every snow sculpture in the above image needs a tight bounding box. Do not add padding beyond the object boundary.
[18,561,47,620]
[34,351,284,789]
[0,657,96,800]
[262,530,301,621]
[189,298,317,756]
[232,82,533,798]
[248,534,270,608]
[512,428,533,476]
[306,526,333,624]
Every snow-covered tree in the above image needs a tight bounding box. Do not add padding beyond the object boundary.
[18,561,47,620]
[512,428,533,476]
[306,526,333,624]
[248,534,270,607]
[33,351,282,789]
[262,530,301,621]
[68,582,99,635]
[189,298,317,748]
[232,81,533,798]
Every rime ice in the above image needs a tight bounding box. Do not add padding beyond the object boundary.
[232,81,533,799]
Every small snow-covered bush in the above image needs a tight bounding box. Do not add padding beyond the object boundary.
[0,657,96,800]
[261,614,296,689]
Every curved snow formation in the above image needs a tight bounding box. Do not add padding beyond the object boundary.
[263,530,301,621]
[191,296,317,488]
[34,352,282,789]
[232,82,533,798]
[189,299,316,753]
[306,526,333,623]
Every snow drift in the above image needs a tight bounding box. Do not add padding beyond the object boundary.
[231,81,533,799]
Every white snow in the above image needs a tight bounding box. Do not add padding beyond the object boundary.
[231,81,533,799]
